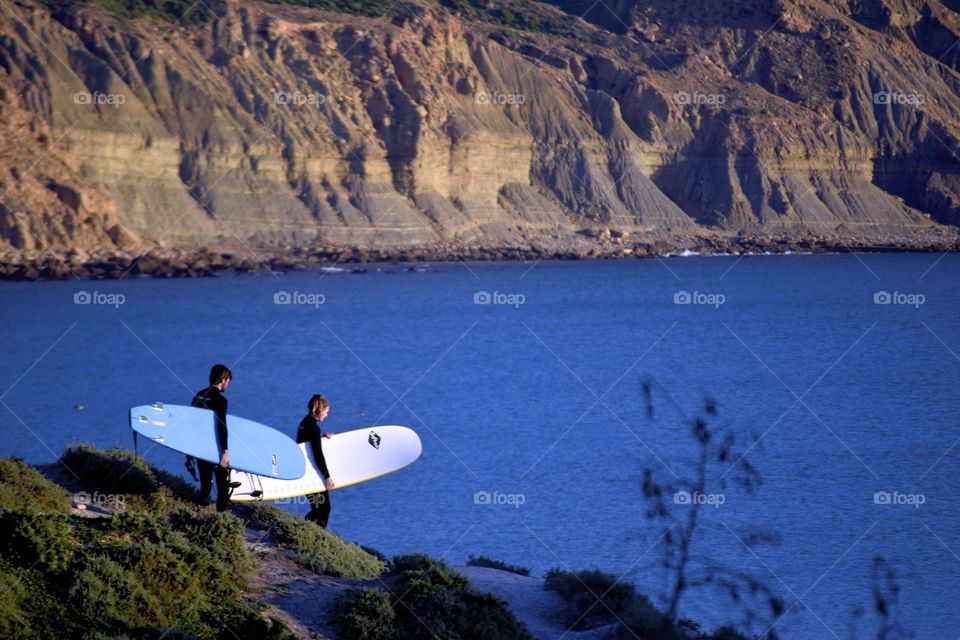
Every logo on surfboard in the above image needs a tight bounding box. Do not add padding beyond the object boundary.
[368,431,381,450]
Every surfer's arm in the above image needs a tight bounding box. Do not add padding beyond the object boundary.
[310,433,331,481]
[214,398,228,453]
[214,398,229,467]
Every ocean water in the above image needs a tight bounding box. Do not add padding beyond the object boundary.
[1,253,957,638]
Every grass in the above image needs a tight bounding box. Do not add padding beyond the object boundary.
[235,503,386,580]
[466,554,531,576]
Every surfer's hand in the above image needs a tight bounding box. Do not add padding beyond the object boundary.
[220,451,230,468]
[323,432,333,439]
[324,477,335,490]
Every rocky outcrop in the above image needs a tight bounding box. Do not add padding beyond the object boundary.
[0,0,957,255]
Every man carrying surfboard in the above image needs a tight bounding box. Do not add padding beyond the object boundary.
[297,394,335,527]
[189,364,233,512]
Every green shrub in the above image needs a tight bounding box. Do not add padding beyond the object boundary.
[0,459,70,514]
[100,511,169,544]
[61,444,159,495]
[167,508,253,573]
[0,565,29,638]
[335,557,535,640]
[42,0,395,20]
[0,452,297,640]
[40,0,214,24]
[60,444,197,513]
[68,554,159,632]
[237,504,384,579]
[262,0,396,17]
[69,515,263,638]
[391,552,434,574]
[360,543,390,568]
[544,568,638,630]
[0,511,73,573]
[286,521,384,578]
[387,555,533,640]
[392,561,467,638]
[458,589,535,639]
[0,563,71,639]
[608,593,677,639]
[333,588,399,640]
[439,0,577,37]
[707,626,752,640]
[466,554,530,576]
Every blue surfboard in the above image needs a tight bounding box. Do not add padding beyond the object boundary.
[129,403,306,479]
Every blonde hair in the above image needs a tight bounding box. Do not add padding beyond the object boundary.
[308,394,330,415]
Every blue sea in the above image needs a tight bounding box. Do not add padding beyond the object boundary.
[1,253,957,638]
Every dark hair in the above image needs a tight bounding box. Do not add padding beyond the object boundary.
[308,394,330,415]
[209,364,233,386]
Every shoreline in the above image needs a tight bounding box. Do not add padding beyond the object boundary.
[1,235,956,281]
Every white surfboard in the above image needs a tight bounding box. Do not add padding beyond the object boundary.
[230,425,422,502]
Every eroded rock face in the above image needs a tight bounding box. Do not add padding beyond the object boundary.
[0,69,141,253]
[0,0,957,254]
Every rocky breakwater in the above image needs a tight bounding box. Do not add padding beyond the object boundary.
[3,229,957,281]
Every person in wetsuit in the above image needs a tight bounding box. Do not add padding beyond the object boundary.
[297,393,335,527]
[189,364,233,512]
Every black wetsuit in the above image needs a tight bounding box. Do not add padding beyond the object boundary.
[191,385,231,512]
[297,414,332,527]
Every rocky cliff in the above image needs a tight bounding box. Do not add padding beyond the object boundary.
[0,0,958,257]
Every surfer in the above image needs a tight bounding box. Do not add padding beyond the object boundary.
[297,393,335,528]
[189,364,233,512]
